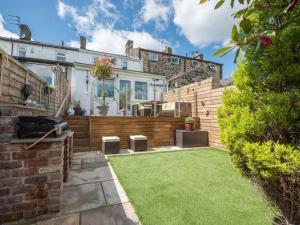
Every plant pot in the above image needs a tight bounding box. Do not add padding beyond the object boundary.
[185,123,194,131]
[73,107,81,116]
[120,109,127,116]
[97,105,109,116]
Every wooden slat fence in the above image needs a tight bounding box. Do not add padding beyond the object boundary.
[63,116,199,152]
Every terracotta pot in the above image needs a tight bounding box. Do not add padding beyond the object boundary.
[73,107,81,116]
[185,123,194,131]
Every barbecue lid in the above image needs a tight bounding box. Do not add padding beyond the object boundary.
[18,116,64,124]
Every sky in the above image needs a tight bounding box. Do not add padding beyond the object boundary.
[0,0,241,78]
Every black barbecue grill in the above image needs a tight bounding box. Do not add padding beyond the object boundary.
[17,116,68,139]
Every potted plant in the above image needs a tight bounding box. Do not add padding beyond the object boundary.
[44,83,55,95]
[119,89,131,116]
[91,56,113,116]
[73,100,81,116]
[184,116,195,131]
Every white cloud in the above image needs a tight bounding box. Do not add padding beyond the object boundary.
[0,14,18,38]
[172,0,242,47]
[58,0,168,54]
[68,27,166,55]
[57,0,119,34]
[136,0,172,30]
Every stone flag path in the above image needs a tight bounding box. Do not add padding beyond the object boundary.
[36,151,140,225]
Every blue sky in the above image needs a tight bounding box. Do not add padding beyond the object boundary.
[0,0,239,78]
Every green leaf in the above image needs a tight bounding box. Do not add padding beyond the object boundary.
[231,25,238,41]
[234,48,241,63]
[240,18,252,33]
[213,46,235,56]
[215,0,225,9]
[219,46,235,58]
[238,0,244,4]
[199,0,207,4]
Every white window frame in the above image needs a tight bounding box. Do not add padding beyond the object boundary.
[208,63,216,71]
[56,52,66,62]
[149,52,158,61]
[121,61,128,70]
[134,81,148,100]
[192,60,199,67]
[171,56,179,65]
[18,46,27,57]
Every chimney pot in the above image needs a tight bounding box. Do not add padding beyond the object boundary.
[163,46,172,54]
[19,24,31,41]
[80,36,87,49]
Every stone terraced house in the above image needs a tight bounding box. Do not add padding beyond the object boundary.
[125,40,223,89]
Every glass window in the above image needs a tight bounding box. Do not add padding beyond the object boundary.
[97,79,115,98]
[119,80,131,110]
[57,52,66,62]
[208,63,216,71]
[135,81,148,100]
[149,52,158,61]
[26,64,55,85]
[171,56,179,65]
[121,61,127,70]
[18,46,26,57]
[192,60,199,67]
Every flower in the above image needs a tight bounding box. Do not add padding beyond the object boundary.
[259,36,273,46]
[91,56,113,80]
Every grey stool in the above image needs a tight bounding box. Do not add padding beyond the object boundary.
[102,136,120,154]
[129,135,147,151]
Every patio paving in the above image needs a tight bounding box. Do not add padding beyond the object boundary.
[36,151,140,225]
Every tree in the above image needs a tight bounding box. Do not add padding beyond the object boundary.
[199,0,300,224]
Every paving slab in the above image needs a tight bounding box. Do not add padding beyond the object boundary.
[36,214,80,225]
[64,166,113,186]
[102,179,129,205]
[80,203,140,225]
[62,182,106,214]
[73,151,104,159]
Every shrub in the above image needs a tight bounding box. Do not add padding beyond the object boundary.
[185,117,195,124]
[217,2,300,224]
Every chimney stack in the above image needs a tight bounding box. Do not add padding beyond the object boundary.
[125,40,133,56]
[163,46,172,54]
[193,51,203,60]
[80,36,87,49]
[19,24,31,41]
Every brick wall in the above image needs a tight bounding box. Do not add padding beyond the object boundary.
[0,141,64,223]
[163,77,232,149]
[0,49,70,116]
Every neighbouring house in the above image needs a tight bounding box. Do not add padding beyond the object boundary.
[125,40,223,89]
[0,29,165,115]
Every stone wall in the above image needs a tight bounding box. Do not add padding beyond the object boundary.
[125,41,223,84]
[0,141,64,223]
[163,77,232,149]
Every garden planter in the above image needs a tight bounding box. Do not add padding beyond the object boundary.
[120,109,127,116]
[73,107,81,116]
[97,105,109,116]
[185,123,194,131]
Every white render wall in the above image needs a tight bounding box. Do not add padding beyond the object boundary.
[0,39,142,71]
[0,38,165,115]
[71,67,165,115]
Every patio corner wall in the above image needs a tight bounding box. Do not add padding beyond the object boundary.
[163,77,232,149]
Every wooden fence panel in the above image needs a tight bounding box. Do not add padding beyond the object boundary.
[63,116,198,152]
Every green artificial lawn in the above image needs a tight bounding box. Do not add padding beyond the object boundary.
[108,148,276,225]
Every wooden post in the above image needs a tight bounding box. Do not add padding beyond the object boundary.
[0,55,3,97]
[39,81,42,103]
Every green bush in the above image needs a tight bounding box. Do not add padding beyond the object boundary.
[217,3,300,224]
